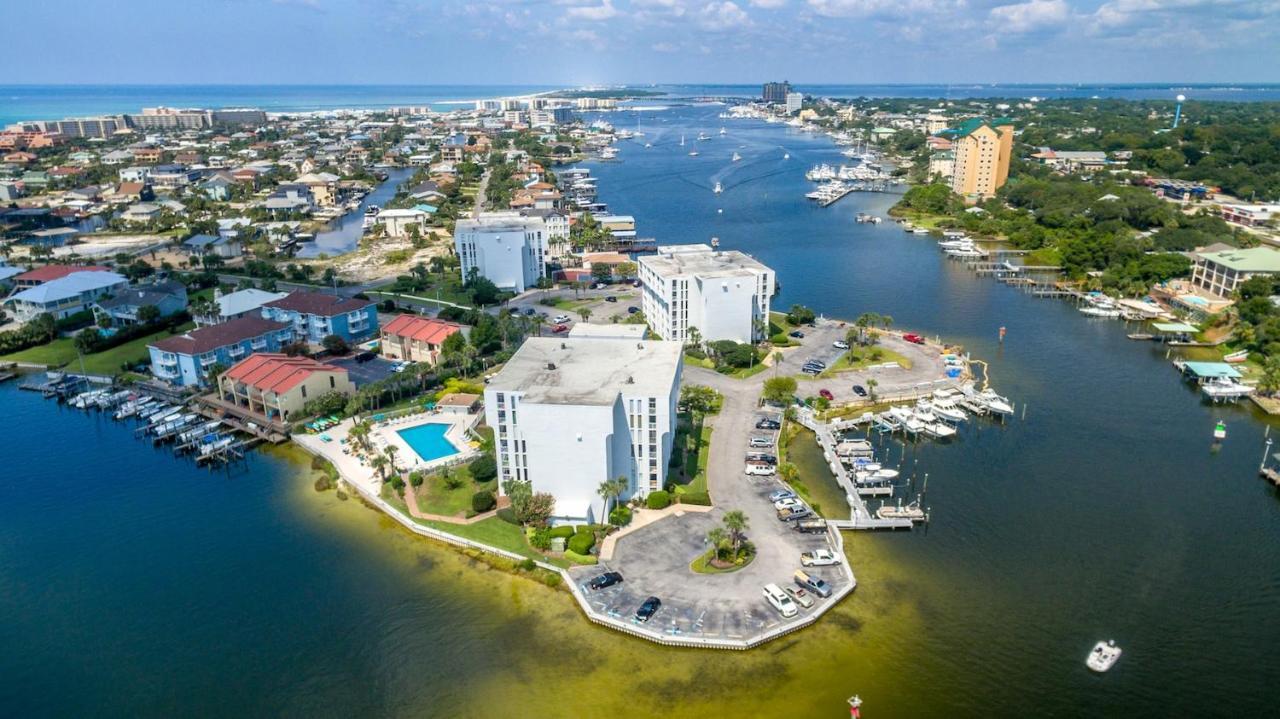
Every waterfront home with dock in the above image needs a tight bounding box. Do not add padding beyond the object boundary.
[216,353,355,423]
[4,270,128,322]
[638,244,775,344]
[260,291,378,346]
[148,316,293,387]
[1190,246,1280,299]
[91,279,188,327]
[484,337,682,524]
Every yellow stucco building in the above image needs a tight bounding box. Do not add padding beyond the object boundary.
[948,118,1014,199]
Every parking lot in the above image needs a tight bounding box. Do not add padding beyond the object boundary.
[506,283,645,329]
[328,355,400,388]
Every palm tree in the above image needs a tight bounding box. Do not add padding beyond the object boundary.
[597,476,628,515]
[384,444,400,476]
[723,510,748,562]
[866,378,879,402]
[706,526,728,561]
[772,350,783,378]
[370,454,388,482]
[577,307,592,323]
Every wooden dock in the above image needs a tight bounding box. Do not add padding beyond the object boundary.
[795,409,916,531]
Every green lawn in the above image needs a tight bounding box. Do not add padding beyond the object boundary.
[1,322,195,375]
[674,423,712,495]
[682,353,769,379]
[683,353,715,369]
[414,464,497,517]
[782,426,851,519]
[819,345,912,377]
[767,312,798,346]
[422,517,571,568]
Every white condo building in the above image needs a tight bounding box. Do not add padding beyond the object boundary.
[484,338,682,525]
[638,244,775,345]
[454,212,546,293]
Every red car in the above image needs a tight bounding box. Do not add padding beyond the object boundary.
[819,389,834,401]
[551,324,568,333]
[903,333,925,345]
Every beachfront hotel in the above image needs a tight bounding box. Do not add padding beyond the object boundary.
[483,337,682,525]
[947,118,1014,199]
[453,211,547,292]
[638,244,776,345]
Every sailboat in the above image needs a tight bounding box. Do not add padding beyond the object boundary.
[731,152,741,162]
[719,127,726,135]
[713,181,722,194]
[680,134,685,147]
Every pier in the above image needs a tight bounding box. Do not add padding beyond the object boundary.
[794,408,916,530]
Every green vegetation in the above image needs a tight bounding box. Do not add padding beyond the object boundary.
[779,426,851,519]
[420,516,571,569]
[690,547,749,574]
[696,510,754,572]
[822,345,912,376]
[414,463,497,517]
[645,490,671,510]
[1,321,195,375]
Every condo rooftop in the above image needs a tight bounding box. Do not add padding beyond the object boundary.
[644,244,771,279]
[487,337,681,405]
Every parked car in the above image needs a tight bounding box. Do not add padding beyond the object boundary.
[769,489,797,502]
[801,549,841,567]
[749,453,778,466]
[789,330,805,339]
[801,365,822,376]
[632,279,642,288]
[852,385,868,397]
[774,497,803,511]
[833,340,850,350]
[755,418,781,430]
[763,583,799,618]
[793,518,829,534]
[746,462,776,476]
[392,361,412,373]
[551,324,568,333]
[523,307,537,316]
[553,314,570,324]
[627,306,640,314]
[784,585,815,609]
[794,569,832,598]
[634,596,662,623]
[903,333,925,345]
[806,358,828,370]
[592,282,607,290]
[748,436,775,448]
[777,505,812,522]
[587,571,624,591]
[818,389,834,401]
[355,351,376,363]
[605,296,617,303]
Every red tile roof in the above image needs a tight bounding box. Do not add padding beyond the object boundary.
[15,264,110,283]
[264,291,375,317]
[223,353,346,395]
[381,314,462,346]
[149,316,289,355]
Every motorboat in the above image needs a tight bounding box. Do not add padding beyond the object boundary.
[805,164,837,181]
[977,389,1014,415]
[877,500,926,522]
[719,127,727,135]
[697,132,710,141]
[1080,305,1122,318]
[1086,640,1122,673]
[688,150,699,157]
[783,152,790,159]
[1201,378,1253,401]
[713,181,723,194]
[938,237,972,250]
[931,396,968,423]
[945,246,986,259]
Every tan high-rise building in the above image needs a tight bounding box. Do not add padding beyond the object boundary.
[948,118,1014,199]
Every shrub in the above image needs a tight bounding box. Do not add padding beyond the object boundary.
[609,506,633,527]
[409,471,424,487]
[313,474,335,492]
[567,532,595,555]
[518,558,536,572]
[472,491,497,513]
[541,571,564,587]
[564,550,598,565]
[530,527,552,550]
[548,525,576,539]
[496,507,519,524]
[335,490,348,501]
[469,454,497,483]
[679,491,712,506]
[646,490,671,510]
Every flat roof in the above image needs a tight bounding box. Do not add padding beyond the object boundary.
[1196,247,1280,273]
[487,337,681,405]
[568,323,648,339]
[1181,361,1241,379]
[641,244,772,279]
[1152,322,1198,333]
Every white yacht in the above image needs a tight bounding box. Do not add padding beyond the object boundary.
[805,164,837,181]
[977,389,1014,415]
[1086,640,1122,673]
[697,131,710,141]
[945,246,986,259]
[1079,305,1122,318]
[923,420,957,439]
[1200,377,1253,400]
[931,396,968,423]
[688,150,699,157]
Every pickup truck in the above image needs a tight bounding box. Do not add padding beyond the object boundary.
[777,505,812,522]
[801,549,841,567]
[903,333,926,345]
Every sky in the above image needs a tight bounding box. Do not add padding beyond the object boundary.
[7,0,1280,85]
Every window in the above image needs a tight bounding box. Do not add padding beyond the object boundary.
[329,376,335,388]
[300,385,307,398]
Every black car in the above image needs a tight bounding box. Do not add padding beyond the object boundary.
[634,596,662,623]
[789,330,805,339]
[627,306,640,314]
[524,307,537,316]
[801,365,822,375]
[605,296,618,303]
[355,351,376,363]
[747,452,777,465]
[587,571,623,591]
[852,385,868,397]
[756,419,781,430]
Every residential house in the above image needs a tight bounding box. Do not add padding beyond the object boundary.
[260,291,378,345]
[121,202,163,223]
[216,353,355,422]
[294,172,340,206]
[182,233,243,260]
[199,173,235,201]
[4,270,129,322]
[379,315,463,365]
[10,263,110,290]
[150,164,200,189]
[118,166,151,184]
[132,147,164,163]
[375,208,429,238]
[148,316,293,387]
[91,279,188,326]
[193,288,287,326]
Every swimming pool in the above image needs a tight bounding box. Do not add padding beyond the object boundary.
[395,423,460,463]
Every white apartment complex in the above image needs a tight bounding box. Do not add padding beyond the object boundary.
[484,338,682,525]
[638,244,776,345]
[453,211,546,292]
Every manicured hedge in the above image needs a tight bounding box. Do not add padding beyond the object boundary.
[472,491,496,513]
[496,507,518,525]
[678,491,712,506]
[567,532,595,555]
[646,490,671,510]
[564,550,598,565]
[609,506,633,527]
[548,525,576,539]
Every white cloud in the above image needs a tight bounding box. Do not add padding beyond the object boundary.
[699,1,752,29]
[565,0,619,21]
[806,0,961,18]
[750,0,788,7]
[651,40,680,51]
[988,0,1069,33]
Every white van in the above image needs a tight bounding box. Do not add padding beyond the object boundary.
[763,583,799,618]
[745,462,776,476]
